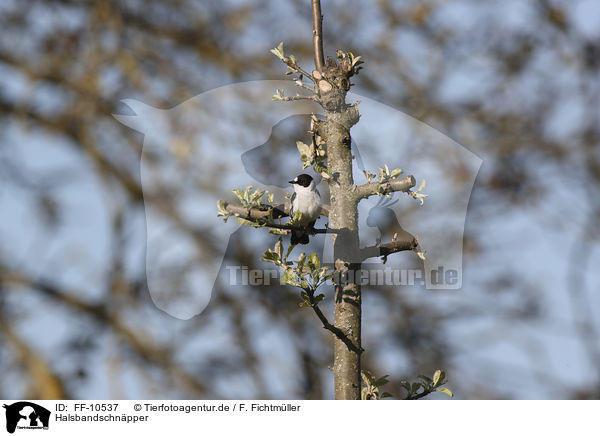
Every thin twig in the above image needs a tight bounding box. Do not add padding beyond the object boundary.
[221,201,336,233]
[279,95,317,102]
[405,389,434,400]
[361,237,418,261]
[282,59,316,83]
[252,220,331,234]
[295,81,315,92]
[305,287,363,355]
[311,0,325,72]
[220,201,329,220]
[220,201,287,220]
[354,175,416,201]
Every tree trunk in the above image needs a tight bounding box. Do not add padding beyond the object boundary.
[319,68,362,399]
[327,121,362,399]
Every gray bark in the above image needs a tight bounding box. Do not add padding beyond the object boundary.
[319,64,362,399]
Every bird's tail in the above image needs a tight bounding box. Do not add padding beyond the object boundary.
[291,230,309,245]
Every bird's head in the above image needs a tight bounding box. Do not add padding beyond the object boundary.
[289,173,314,189]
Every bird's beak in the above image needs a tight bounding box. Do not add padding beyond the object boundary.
[288,180,296,184]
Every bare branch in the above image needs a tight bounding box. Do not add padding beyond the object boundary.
[361,236,419,261]
[405,389,434,400]
[279,94,318,102]
[282,59,316,83]
[220,201,334,233]
[311,0,325,72]
[305,287,363,355]
[253,220,333,234]
[354,175,416,201]
[220,200,286,220]
[295,81,315,92]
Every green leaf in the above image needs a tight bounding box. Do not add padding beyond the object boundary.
[262,249,279,263]
[289,211,303,225]
[313,294,325,304]
[296,141,311,163]
[363,169,376,183]
[281,269,298,287]
[319,267,331,279]
[231,186,267,208]
[408,190,428,205]
[270,42,285,60]
[272,88,285,101]
[249,188,264,204]
[361,371,375,386]
[307,253,320,270]
[299,276,309,289]
[390,168,403,178]
[418,375,433,385]
[232,188,245,201]
[274,239,283,260]
[352,56,363,68]
[400,381,411,392]
[314,163,327,174]
[297,252,307,270]
[433,370,443,387]
[269,228,287,236]
[216,200,229,217]
[374,375,390,387]
[284,243,295,263]
[236,217,254,226]
[436,387,453,397]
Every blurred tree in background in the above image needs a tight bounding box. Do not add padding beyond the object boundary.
[1,0,599,399]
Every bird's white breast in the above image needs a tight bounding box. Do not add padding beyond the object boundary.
[292,188,322,223]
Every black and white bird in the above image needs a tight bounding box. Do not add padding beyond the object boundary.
[289,174,322,245]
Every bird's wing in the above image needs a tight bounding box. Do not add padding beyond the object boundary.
[290,191,296,214]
